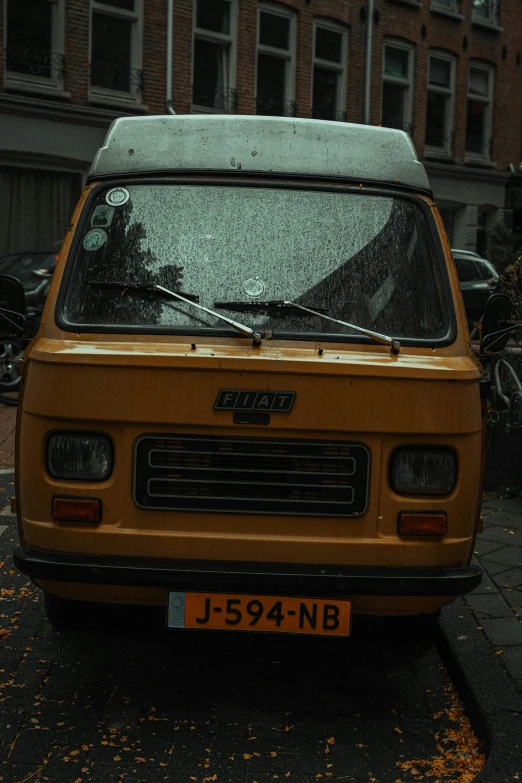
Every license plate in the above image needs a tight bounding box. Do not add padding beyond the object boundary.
[167,591,351,637]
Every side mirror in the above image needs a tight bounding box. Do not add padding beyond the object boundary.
[0,275,26,337]
[481,293,515,354]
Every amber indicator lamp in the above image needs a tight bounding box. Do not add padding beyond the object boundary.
[398,512,447,536]
[52,497,102,523]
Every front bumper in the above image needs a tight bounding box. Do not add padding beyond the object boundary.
[14,547,482,597]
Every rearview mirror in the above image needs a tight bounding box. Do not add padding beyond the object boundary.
[481,293,515,354]
[0,275,26,337]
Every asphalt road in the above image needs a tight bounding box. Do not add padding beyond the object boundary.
[0,472,482,783]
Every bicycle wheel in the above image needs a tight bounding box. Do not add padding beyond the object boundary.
[0,337,23,392]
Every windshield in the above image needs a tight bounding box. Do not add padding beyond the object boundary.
[62,184,449,341]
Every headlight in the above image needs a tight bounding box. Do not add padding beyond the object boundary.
[390,448,457,495]
[47,433,113,481]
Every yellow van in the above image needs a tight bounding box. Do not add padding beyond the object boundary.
[8,115,489,635]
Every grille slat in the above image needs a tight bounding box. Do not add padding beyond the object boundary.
[135,435,369,517]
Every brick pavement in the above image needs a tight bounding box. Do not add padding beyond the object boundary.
[0,404,16,469]
[464,499,522,693]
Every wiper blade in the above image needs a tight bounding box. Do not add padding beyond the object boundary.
[216,298,399,354]
[214,300,328,315]
[89,281,199,303]
[88,281,262,345]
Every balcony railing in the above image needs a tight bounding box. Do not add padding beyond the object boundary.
[465,132,493,159]
[90,61,143,96]
[192,82,237,112]
[430,0,461,14]
[312,106,347,122]
[256,95,297,117]
[472,0,500,25]
[5,43,64,82]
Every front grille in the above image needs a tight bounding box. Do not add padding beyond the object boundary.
[134,435,370,517]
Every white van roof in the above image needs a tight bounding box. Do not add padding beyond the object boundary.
[89,115,431,191]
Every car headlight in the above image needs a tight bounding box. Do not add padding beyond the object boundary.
[390,448,457,495]
[47,433,113,481]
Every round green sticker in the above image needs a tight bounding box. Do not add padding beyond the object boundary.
[83,228,107,252]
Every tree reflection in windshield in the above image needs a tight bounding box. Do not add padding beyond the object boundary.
[79,200,185,326]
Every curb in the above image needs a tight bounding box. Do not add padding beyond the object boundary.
[439,596,522,782]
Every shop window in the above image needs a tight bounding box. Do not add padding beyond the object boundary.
[465,63,494,161]
[425,53,456,156]
[256,4,297,117]
[312,21,348,122]
[192,0,237,112]
[90,0,143,102]
[381,42,414,135]
[5,0,65,92]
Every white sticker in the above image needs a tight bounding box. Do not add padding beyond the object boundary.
[91,205,115,228]
[243,277,266,297]
[83,228,107,252]
[106,187,129,207]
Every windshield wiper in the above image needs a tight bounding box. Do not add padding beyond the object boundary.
[89,281,262,345]
[214,300,328,315]
[215,299,400,356]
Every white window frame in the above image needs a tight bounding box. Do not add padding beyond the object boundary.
[191,0,238,114]
[89,0,144,106]
[430,0,462,18]
[465,61,495,162]
[311,19,348,122]
[4,0,66,96]
[425,51,456,158]
[256,3,297,117]
[381,40,415,134]
[471,0,500,29]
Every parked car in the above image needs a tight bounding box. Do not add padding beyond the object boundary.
[452,248,499,329]
[0,251,58,393]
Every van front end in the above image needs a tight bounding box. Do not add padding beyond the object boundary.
[14,337,482,633]
[11,117,485,636]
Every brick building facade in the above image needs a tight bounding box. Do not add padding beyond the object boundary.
[0,0,521,256]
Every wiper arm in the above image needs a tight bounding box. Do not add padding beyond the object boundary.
[286,301,400,356]
[214,300,328,315]
[215,298,399,355]
[89,281,262,346]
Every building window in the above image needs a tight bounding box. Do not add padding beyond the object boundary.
[5,0,65,91]
[472,0,499,27]
[90,0,143,102]
[381,42,414,134]
[465,63,494,160]
[430,0,461,16]
[311,21,348,122]
[425,53,456,155]
[256,4,297,117]
[192,0,237,112]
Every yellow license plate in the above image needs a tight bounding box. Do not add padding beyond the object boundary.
[167,591,351,637]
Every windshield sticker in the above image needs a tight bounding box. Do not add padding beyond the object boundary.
[243,277,266,297]
[83,228,107,252]
[91,205,115,228]
[106,187,130,207]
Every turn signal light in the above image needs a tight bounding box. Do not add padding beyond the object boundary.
[398,512,447,536]
[52,496,101,523]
